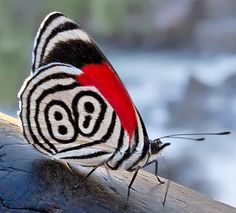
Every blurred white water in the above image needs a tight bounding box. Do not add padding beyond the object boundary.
[2,48,235,207]
[105,49,236,207]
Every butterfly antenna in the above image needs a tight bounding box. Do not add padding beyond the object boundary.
[158,131,231,203]
[157,131,231,142]
[164,136,205,141]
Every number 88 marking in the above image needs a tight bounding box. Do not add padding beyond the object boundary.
[45,100,77,143]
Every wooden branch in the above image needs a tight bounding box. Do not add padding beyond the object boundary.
[0,112,235,213]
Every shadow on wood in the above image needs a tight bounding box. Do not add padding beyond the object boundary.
[0,112,235,213]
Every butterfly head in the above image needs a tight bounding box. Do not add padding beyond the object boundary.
[147,138,171,163]
[151,139,171,154]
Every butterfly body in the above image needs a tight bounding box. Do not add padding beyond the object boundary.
[18,12,170,173]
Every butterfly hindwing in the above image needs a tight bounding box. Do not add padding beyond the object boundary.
[19,63,127,165]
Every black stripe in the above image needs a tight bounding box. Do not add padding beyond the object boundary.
[42,39,104,69]
[101,111,117,141]
[58,111,117,153]
[116,128,125,152]
[112,126,140,170]
[39,21,79,68]
[112,150,130,170]
[61,151,110,160]
[127,137,150,171]
[32,12,63,71]
[108,128,124,162]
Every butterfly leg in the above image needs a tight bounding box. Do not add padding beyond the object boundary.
[127,167,141,202]
[74,161,106,189]
[104,165,113,180]
[146,159,164,184]
[62,162,83,190]
[64,162,77,177]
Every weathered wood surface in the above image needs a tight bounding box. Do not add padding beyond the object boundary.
[0,112,235,213]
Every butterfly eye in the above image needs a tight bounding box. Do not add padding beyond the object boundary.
[45,100,77,143]
[72,91,107,137]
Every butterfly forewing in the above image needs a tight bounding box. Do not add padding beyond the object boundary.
[32,12,105,72]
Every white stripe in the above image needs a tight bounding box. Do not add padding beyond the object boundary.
[107,130,129,168]
[33,15,75,69]
[105,115,121,149]
[133,110,144,152]
[53,145,113,166]
[43,29,90,60]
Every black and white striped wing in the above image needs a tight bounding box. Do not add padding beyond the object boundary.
[18,63,128,166]
[18,12,148,169]
[32,11,108,72]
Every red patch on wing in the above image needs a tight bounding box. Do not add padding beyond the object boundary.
[76,62,137,142]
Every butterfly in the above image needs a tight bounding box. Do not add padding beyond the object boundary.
[18,11,170,199]
[17,12,230,203]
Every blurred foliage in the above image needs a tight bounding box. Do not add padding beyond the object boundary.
[0,0,154,107]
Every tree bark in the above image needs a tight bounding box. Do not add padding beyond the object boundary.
[0,112,235,213]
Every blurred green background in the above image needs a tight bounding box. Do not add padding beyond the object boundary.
[2,0,236,107]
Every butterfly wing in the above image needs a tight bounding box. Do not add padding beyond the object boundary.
[32,11,107,72]
[19,12,148,167]
[19,63,122,165]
